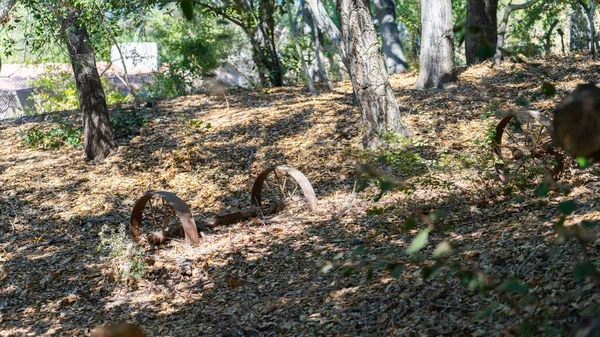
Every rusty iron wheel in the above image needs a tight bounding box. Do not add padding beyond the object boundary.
[129,191,199,246]
[492,111,564,186]
[251,165,318,214]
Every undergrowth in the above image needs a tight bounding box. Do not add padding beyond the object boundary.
[97,224,146,282]
[18,120,82,150]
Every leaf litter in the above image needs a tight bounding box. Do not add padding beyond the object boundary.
[0,55,599,336]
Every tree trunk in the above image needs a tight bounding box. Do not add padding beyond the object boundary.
[465,0,498,64]
[413,0,455,90]
[585,0,596,57]
[302,0,335,89]
[493,0,540,66]
[0,0,15,22]
[306,0,351,71]
[286,0,317,95]
[374,0,409,73]
[544,19,560,53]
[61,12,116,162]
[314,28,335,89]
[336,0,411,146]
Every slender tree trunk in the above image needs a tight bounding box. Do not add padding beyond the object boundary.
[337,0,411,146]
[306,0,351,71]
[60,12,116,161]
[286,0,316,95]
[493,0,540,66]
[302,0,335,89]
[544,19,560,53]
[314,29,335,89]
[413,0,455,90]
[585,0,596,57]
[374,0,409,73]
[465,0,498,64]
[0,0,15,22]
[557,28,566,53]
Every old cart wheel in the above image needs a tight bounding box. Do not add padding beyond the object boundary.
[129,191,199,245]
[492,110,564,186]
[251,165,317,215]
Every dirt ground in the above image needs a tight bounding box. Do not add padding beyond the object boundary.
[1,55,599,336]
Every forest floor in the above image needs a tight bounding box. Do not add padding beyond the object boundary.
[1,55,600,336]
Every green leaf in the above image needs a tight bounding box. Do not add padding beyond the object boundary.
[180,0,195,20]
[403,215,417,231]
[574,261,594,282]
[389,264,404,278]
[512,195,526,204]
[558,200,575,215]
[534,182,550,197]
[366,207,385,216]
[577,156,591,168]
[352,245,365,256]
[500,278,528,295]
[541,82,556,97]
[405,228,431,254]
[516,97,531,107]
[475,301,500,319]
[582,221,598,229]
[433,241,453,258]
[421,266,435,280]
[365,267,374,282]
[341,265,354,277]
[320,261,333,274]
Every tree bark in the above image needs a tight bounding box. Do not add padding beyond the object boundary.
[544,19,559,53]
[337,0,411,146]
[60,11,116,161]
[465,0,498,64]
[302,0,335,89]
[306,0,351,71]
[581,0,596,57]
[313,25,335,89]
[493,0,540,66]
[286,0,316,95]
[413,0,455,90]
[374,0,409,73]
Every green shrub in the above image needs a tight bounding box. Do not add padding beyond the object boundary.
[97,224,146,282]
[18,121,82,150]
[27,66,130,115]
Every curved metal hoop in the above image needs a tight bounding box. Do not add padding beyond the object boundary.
[492,111,564,183]
[129,191,199,245]
[251,165,318,212]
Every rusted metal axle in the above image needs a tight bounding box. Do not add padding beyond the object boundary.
[129,165,317,246]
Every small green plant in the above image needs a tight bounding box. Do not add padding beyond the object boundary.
[97,224,146,282]
[110,108,149,138]
[18,121,82,150]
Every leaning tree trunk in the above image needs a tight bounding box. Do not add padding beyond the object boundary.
[61,12,115,161]
[337,0,411,146]
[465,0,498,64]
[286,0,316,95]
[583,0,596,57]
[374,0,409,74]
[302,0,335,89]
[306,0,351,71]
[493,0,540,66]
[413,0,455,90]
[544,19,560,53]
